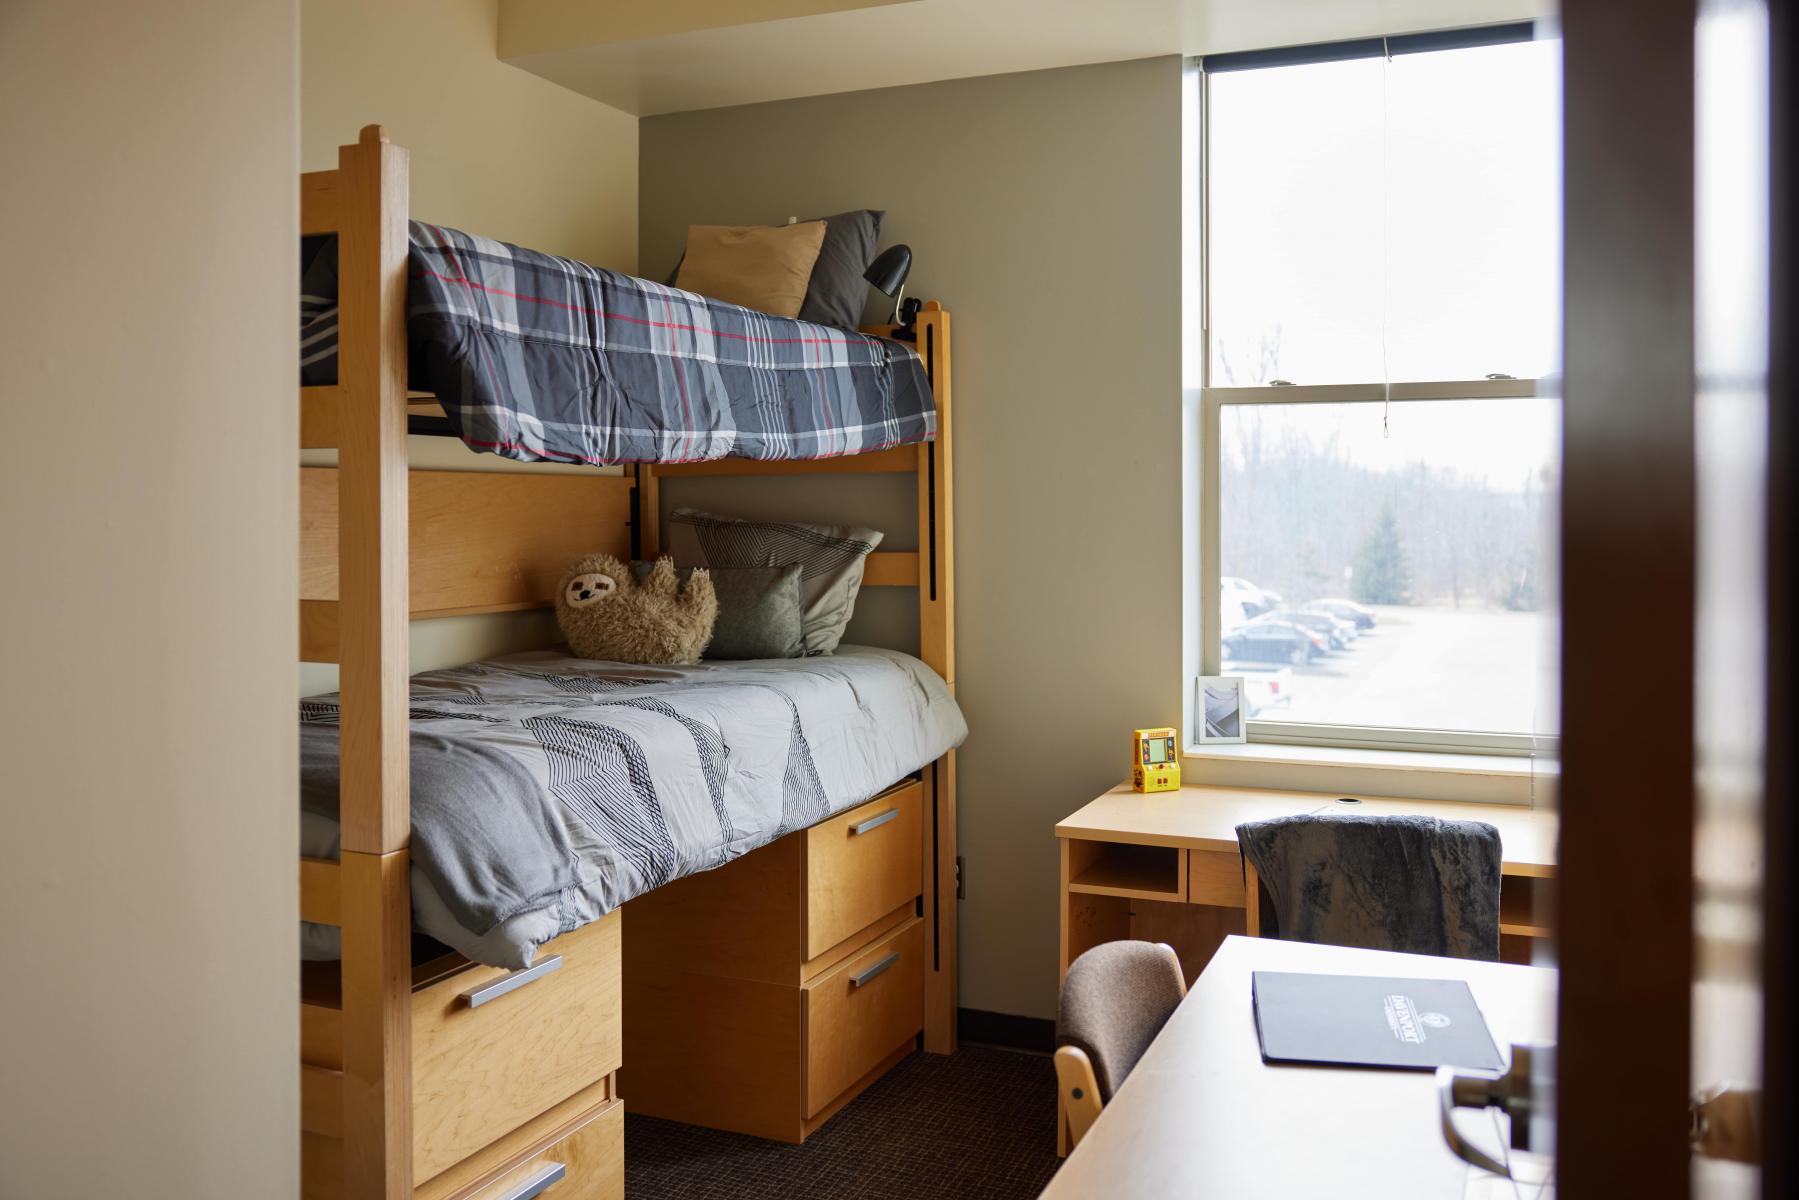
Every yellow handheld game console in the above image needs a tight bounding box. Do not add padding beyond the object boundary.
[1132,727,1180,793]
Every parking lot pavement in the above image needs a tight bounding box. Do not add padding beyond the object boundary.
[1242,605,1557,734]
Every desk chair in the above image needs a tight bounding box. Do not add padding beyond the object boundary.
[1054,941,1186,1148]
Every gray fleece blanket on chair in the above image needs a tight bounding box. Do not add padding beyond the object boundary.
[1236,813,1502,961]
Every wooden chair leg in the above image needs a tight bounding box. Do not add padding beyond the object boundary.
[1054,1046,1104,1149]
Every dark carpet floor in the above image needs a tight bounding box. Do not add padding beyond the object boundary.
[624,1046,1062,1200]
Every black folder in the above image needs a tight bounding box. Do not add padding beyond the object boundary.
[1251,971,1504,1071]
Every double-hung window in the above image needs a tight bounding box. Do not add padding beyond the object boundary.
[1190,25,1562,757]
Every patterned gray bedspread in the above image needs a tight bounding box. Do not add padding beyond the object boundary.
[300,223,936,466]
[300,647,965,968]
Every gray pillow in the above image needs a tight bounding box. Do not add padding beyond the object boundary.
[629,562,806,660]
[665,509,882,656]
[798,210,884,330]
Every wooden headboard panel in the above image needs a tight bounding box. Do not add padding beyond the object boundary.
[300,465,633,620]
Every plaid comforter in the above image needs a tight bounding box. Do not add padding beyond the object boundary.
[300,222,935,465]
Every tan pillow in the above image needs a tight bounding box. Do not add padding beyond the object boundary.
[674,221,827,318]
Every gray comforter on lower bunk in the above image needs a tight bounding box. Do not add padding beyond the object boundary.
[300,647,966,968]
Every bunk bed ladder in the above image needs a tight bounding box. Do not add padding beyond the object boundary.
[299,124,415,1200]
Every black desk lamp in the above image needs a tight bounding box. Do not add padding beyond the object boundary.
[864,245,918,341]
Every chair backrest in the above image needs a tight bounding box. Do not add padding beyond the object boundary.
[1236,813,1503,960]
[1054,940,1186,1146]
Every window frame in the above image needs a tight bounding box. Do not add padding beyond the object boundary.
[1187,45,1560,761]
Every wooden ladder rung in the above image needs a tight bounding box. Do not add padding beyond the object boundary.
[300,599,340,663]
[301,386,341,449]
[301,1063,344,1138]
[300,856,343,925]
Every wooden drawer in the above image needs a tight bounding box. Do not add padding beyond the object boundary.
[803,917,923,1118]
[409,1082,623,1200]
[413,910,622,1181]
[450,1096,622,1200]
[1188,849,1248,908]
[804,782,922,960]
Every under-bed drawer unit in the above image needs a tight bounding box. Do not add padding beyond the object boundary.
[624,780,926,1142]
[301,909,622,1194]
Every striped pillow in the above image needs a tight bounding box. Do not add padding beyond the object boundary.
[667,508,882,656]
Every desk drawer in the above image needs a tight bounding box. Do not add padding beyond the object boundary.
[1188,849,1247,908]
[413,911,622,1182]
[804,917,923,1118]
[804,782,922,960]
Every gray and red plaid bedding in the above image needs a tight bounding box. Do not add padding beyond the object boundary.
[300,222,934,465]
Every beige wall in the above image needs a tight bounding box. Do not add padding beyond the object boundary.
[301,0,640,693]
[642,57,1185,1019]
[304,0,636,268]
[0,3,300,1197]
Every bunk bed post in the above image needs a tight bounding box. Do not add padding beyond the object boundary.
[914,302,958,1053]
[635,464,661,557]
[335,124,413,1200]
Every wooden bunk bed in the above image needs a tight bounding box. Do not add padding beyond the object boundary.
[296,127,957,1198]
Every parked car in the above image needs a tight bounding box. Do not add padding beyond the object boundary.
[1223,620,1320,665]
[1296,606,1359,644]
[1309,597,1377,630]
[1222,576,1274,621]
[1219,595,1260,633]
[1257,609,1349,651]
[1235,666,1295,718]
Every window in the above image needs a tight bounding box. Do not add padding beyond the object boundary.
[1192,27,1561,755]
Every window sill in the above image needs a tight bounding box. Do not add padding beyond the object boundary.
[1181,741,1557,807]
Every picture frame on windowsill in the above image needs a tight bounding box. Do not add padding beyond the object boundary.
[1198,675,1248,745]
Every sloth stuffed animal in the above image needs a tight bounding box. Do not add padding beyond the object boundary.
[556,553,718,665]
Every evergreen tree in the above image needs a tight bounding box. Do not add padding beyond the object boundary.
[1352,503,1412,605]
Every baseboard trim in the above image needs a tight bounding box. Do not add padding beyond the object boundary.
[958,1007,1055,1053]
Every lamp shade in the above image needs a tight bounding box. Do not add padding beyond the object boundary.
[863,244,912,296]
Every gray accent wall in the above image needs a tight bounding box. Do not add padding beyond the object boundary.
[642,56,1185,1019]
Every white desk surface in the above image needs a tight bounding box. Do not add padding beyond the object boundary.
[1039,936,1558,1199]
[1057,782,1558,878]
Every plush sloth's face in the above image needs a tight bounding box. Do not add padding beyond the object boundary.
[564,571,618,608]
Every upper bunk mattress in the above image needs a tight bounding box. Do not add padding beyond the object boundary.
[301,646,965,968]
[300,223,936,466]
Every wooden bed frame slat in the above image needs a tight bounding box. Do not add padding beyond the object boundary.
[302,169,341,237]
[653,444,917,477]
[861,551,918,588]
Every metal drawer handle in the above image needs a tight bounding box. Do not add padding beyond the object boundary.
[851,808,900,836]
[497,1161,566,1200]
[459,955,564,1009]
[851,951,900,988]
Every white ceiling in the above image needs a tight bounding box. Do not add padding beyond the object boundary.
[500,0,1543,116]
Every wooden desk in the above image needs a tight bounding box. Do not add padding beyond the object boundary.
[1058,783,1558,989]
[1040,936,1559,1198]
